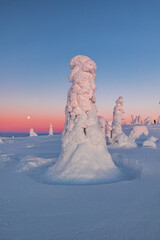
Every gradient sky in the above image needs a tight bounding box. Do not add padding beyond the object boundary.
[0,0,160,133]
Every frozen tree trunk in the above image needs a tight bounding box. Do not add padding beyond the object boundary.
[29,128,38,137]
[48,55,120,184]
[112,96,123,140]
[49,124,53,136]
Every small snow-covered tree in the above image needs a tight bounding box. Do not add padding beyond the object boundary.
[110,97,136,147]
[157,116,160,124]
[29,128,38,137]
[49,124,53,136]
[112,96,123,140]
[131,115,142,124]
[0,138,3,144]
[48,55,119,183]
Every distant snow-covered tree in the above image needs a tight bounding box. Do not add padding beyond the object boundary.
[49,124,53,136]
[29,128,38,137]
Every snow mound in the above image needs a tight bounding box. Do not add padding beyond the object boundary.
[18,155,55,172]
[48,55,121,185]
[110,133,137,148]
[143,136,159,148]
[0,138,4,144]
[112,153,142,180]
[129,125,149,141]
[30,128,38,137]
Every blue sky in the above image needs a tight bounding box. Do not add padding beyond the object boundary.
[1,0,160,131]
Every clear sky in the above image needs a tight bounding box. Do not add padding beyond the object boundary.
[0,0,160,133]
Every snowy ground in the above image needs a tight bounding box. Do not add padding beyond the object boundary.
[0,125,160,240]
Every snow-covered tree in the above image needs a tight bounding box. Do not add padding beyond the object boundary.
[129,126,148,141]
[48,55,119,183]
[49,124,53,136]
[110,97,136,147]
[0,138,3,144]
[157,116,160,124]
[131,115,142,124]
[29,128,38,137]
[144,116,152,125]
[112,96,123,140]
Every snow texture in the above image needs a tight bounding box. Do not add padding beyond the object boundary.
[49,123,53,136]
[98,116,106,134]
[144,116,152,125]
[48,55,120,184]
[129,125,149,141]
[143,136,159,148]
[29,128,38,137]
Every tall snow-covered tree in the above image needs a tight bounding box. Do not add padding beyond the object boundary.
[48,55,119,183]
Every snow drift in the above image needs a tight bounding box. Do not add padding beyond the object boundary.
[48,55,121,184]
[143,136,159,148]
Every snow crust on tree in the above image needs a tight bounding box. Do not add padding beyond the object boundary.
[29,128,38,137]
[143,136,159,148]
[49,124,53,136]
[144,116,152,125]
[131,115,142,124]
[0,138,4,144]
[48,55,121,184]
[98,116,106,134]
[112,96,123,140]
[157,116,160,124]
[105,120,112,142]
[129,126,149,141]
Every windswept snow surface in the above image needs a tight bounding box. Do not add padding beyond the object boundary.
[0,125,160,239]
